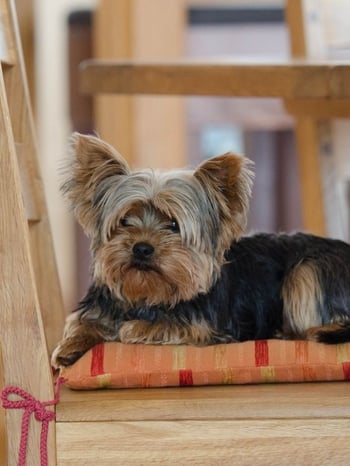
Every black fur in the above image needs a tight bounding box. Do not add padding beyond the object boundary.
[78,232,350,344]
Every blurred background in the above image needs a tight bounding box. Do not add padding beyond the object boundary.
[17,0,350,312]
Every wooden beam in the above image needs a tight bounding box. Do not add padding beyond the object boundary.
[285,99,350,118]
[285,0,327,236]
[80,60,350,99]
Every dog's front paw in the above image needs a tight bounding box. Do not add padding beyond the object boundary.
[119,320,155,344]
[51,339,88,368]
[118,319,209,345]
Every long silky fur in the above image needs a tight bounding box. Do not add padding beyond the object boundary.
[52,133,350,368]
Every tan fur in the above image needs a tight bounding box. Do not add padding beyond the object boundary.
[94,229,214,306]
[194,154,254,254]
[118,318,217,345]
[305,323,346,342]
[52,133,254,367]
[281,261,323,337]
[51,313,117,367]
[61,133,130,236]
[64,134,253,306]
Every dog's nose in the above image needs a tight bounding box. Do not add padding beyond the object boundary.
[132,242,154,260]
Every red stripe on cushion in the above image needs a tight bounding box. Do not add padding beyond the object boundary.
[179,369,193,386]
[342,362,350,380]
[255,340,269,366]
[90,343,105,376]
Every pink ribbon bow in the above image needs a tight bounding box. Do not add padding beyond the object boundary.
[1,377,65,466]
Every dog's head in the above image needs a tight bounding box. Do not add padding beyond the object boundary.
[63,133,254,307]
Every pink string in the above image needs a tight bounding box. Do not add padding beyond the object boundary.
[1,377,66,466]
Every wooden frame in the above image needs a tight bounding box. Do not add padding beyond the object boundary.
[84,0,350,236]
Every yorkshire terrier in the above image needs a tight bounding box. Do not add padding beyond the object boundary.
[52,133,350,368]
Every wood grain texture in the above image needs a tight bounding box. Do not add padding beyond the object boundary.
[80,59,350,99]
[14,0,35,109]
[15,142,40,221]
[0,346,7,466]
[56,382,350,422]
[0,63,56,466]
[2,0,65,352]
[0,0,60,463]
[56,419,350,465]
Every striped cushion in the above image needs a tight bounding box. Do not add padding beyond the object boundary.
[61,340,350,389]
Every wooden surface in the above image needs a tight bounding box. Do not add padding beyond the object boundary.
[56,382,350,422]
[14,0,35,108]
[286,0,306,58]
[0,346,7,466]
[56,382,350,465]
[2,0,65,353]
[80,59,350,99]
[0,63,56,465]
[57,419,350,465]
[285,0,328,237]
[285,98,350,118]
[0,0,60,463]
[292,116,326,234]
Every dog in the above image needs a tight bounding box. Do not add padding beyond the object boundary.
[52,133,350,368]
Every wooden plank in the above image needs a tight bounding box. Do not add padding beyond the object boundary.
[57,419,350,465]
[331,66,350,99]
[285,98,350,118]
[3,0,65,352]
[293,117,326,235]
[0,63,56,466]
[57,382,350,422]
[0,346,7,466]
[80,60,348,99]
[15,0,35,108]
[15,142,41,222]
[285,0,307,57]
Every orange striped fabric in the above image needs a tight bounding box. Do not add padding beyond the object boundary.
[61,340,350,389]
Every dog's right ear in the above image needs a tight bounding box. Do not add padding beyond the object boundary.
[61,133,130,235]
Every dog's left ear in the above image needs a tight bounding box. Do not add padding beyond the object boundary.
[194,153,254,241]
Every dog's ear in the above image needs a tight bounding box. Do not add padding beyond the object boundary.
[194,153,254,242]
[62,133,130,235]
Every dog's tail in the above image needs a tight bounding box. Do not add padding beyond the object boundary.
[306,322,350,344]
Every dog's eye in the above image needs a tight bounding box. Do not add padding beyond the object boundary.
[167,219,180,233]
[120,217,130,227]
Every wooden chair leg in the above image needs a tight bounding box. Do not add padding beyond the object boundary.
[294,117,326,236]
